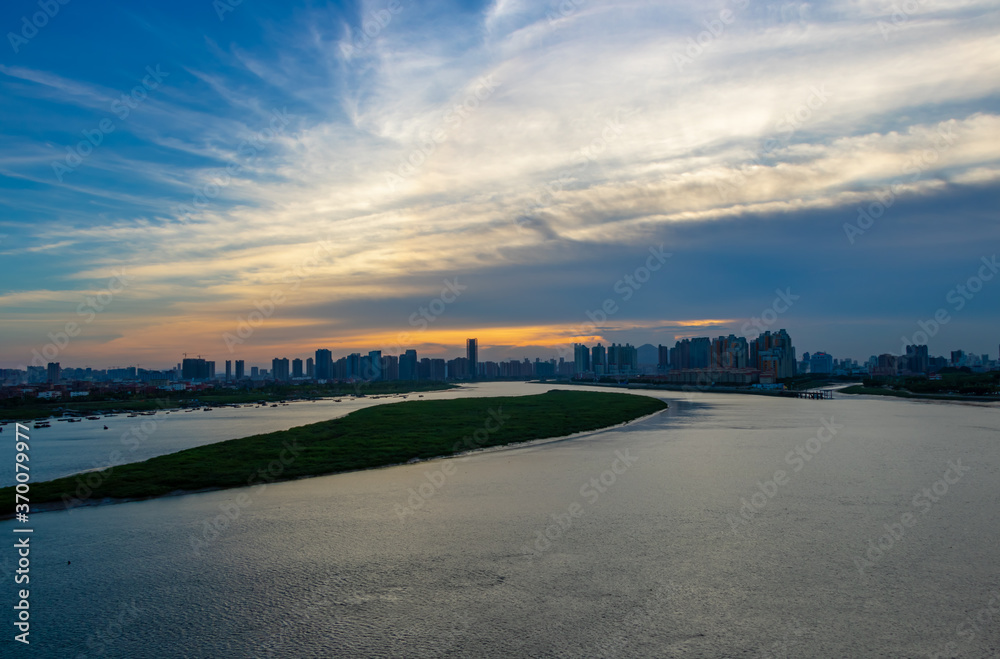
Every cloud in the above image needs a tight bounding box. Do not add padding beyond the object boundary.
[1,0,999,366]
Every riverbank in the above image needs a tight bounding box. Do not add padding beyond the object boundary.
[1,389,667,516]
[557,380,805,398]
[837,384,1000,403]
[0,381,458,421]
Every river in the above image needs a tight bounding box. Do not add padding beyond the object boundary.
[3,383,998,657]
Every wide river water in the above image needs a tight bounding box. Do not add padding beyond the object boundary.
[3,382,999,657]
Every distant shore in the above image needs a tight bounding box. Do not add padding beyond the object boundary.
[0,381,459,422]
[1,389,667,517]
[556,380,823,398]
[837,384,1000,403]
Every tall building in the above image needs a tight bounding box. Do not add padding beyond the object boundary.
[272,358,290,381]
[346,353,361,379]
[690,338,711,369]
[873,354,899,377]
[809,352,834,374]
[591,343,606,375]
[420,358,446,380]
[315,349,333,380]
[711,335,749,370]
[750,330,796,380]
[225,360,232,381]
[399,350,418,380]
[181,358,211,380]
[46,362,61,384]
[573,343,591,374]
[658,345,670,371]
[306,357,314,378]
[235,360,245,380]
[447,357,470,379]
[466,339,478,379]
[670,339,691,370]
[606,343,638,375]
[367,350,382,381]
[904,345,929,373]
[382,354,399,380]
[292,358,303,378]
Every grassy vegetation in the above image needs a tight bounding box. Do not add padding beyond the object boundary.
[2,389,667,514]
[839,384,999,401]
[0,381,458,421]
[839,371,1000,401]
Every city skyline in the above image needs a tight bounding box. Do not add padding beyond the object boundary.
[2,2,999,368]
[8,329,997,378]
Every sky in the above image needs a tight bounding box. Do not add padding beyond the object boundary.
[0,0,998,369]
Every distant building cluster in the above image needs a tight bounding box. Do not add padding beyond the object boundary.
[1,335,997,401]
[574,329,798,386]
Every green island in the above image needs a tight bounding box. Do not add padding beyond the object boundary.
[2,390,667,516]
[0,380,458,421]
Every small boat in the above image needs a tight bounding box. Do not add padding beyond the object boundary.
[86,416,100,420]
[203,408,212,411]
[103,425,109,430]
[33,422,50,429]
[68,418,82,423]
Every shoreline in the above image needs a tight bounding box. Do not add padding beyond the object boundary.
[0,381,460,422]
[16,405,670,517]
[1,390,667,518]
[559,379,1000,404]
